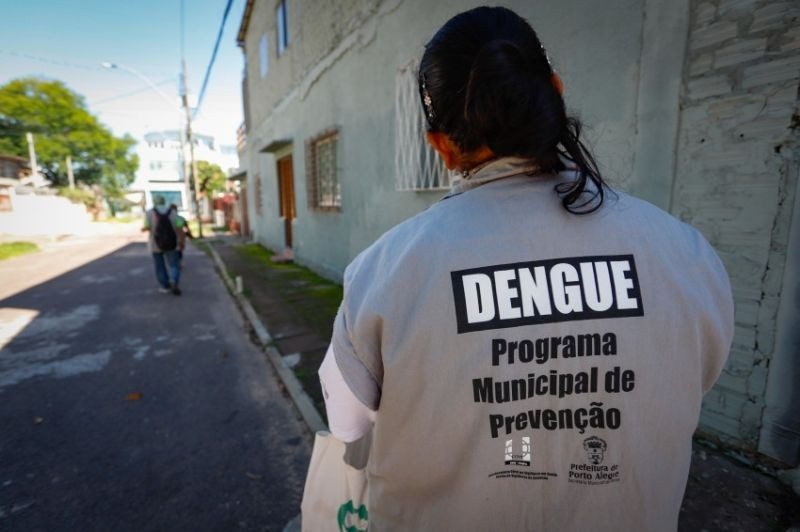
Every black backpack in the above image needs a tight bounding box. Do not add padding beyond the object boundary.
[153,209,177,251]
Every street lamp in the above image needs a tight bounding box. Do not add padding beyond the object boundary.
[102,61,200,235]
[101,62,177,110]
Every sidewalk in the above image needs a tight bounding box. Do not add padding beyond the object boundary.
[208,235,799,531]
[211,236,340,419]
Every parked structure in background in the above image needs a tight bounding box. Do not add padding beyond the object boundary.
[0,154,30,212]
[0,153,92,235]
[0,154,30,182]
[236,0,799,466]
[130,130,239,217]
[3,137,48,190]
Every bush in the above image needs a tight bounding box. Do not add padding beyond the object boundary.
[57,186,96,209]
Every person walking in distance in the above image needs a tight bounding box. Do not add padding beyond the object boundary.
[317,6,734,531]
[142,196,185,295]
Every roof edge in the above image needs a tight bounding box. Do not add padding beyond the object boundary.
[236,0,255,47]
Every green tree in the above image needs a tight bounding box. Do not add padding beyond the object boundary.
[197,160,226,195]
[0,77,138,197]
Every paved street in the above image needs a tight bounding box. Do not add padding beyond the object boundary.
[0,228,311,531]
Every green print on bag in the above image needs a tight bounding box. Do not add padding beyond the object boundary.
[337,499,368,531]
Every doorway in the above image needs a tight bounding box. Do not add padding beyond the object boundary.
[276,154,296,248]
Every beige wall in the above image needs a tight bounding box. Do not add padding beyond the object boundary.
[240,0,658,277]
[672,0,799,462]
[237,0,800,462]
[242,0,386,131]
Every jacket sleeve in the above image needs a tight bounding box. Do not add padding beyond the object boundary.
[319,343,376,442]
[328,253,384,411]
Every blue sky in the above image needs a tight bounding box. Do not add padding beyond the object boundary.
[0,0,246,146]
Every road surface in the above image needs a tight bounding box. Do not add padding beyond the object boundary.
[0,228,311,531]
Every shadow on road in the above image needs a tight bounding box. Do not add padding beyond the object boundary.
[0,241,311,531]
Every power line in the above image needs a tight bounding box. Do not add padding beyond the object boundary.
[192,0,235,119]
[91,77,177,106]
[0,50,173,80]
[0,50,103,71]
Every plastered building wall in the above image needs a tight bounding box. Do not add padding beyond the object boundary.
[241,0,659,278]
[238,0,799,462]
[243,0,395,135]
[672,0,799,463]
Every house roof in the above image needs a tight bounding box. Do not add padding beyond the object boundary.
[228,169,246,181]
[237,0,255,48]
[0,154,29,164]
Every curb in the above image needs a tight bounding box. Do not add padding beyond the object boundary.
[206,240,328,436]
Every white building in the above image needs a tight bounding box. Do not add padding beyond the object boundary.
[131,130,239,213]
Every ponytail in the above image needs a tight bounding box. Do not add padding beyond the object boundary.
[555,117,609,214]
[420,6,612,214]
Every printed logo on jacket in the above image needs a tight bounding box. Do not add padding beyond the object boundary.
[450,254,643,334]
[451,254,643,484]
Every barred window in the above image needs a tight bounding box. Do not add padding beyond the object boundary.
[305,129,341,211]
[394,59,456,191]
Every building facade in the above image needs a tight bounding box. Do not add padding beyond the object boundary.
[237,0,799,464]
[132,130,239,212]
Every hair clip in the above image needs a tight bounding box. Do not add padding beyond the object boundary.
[421,76,436,124]
[540,42,553,69]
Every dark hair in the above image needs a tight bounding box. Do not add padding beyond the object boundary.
[418,6,609,213]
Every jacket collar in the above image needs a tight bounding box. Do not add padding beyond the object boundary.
[444,157,541,199]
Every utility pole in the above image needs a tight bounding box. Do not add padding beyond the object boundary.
[66,156,75,189]
[25,132,39,178]
[180,60,203,238]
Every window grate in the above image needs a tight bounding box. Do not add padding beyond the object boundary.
[394,59,456,192]
[305,129,341,211]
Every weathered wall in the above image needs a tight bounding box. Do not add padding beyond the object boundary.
[242,0,394,134]
[0,191,92,236]
[672,0,799,462]
[762,153,800,465]
[239,0,799,460]
[242,0,665,279]
[242,0,404,265]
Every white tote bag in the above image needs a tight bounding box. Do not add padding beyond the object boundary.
[300,430,370,531]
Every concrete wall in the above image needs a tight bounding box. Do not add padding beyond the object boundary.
[671,0,799,463]
[0,190,92,236]
[239,0,799,461]
[242,0,667,279]
[762,154,800,464]
[241,0,386,135]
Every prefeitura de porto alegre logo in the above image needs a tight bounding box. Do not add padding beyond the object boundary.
[583,436,607,465]
[568,435,620,485]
